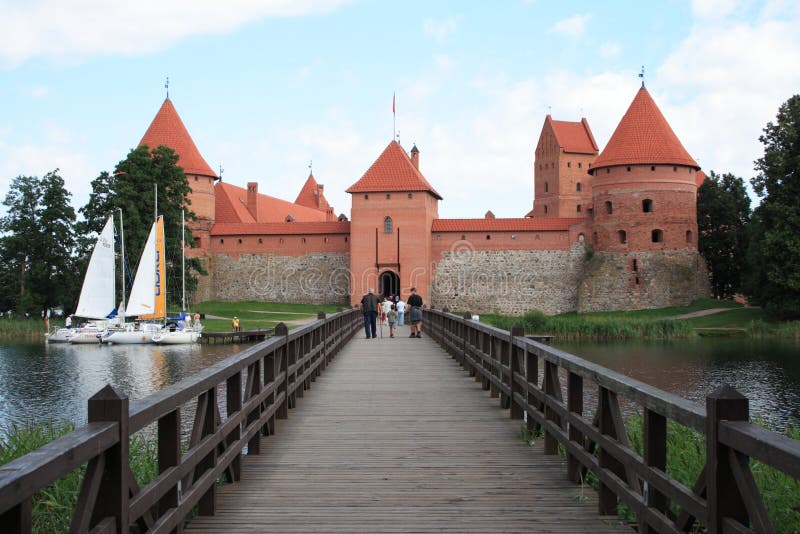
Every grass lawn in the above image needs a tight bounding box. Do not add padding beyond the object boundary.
[188,301,346,332]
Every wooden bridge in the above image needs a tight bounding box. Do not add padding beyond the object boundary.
[1,308,798,533]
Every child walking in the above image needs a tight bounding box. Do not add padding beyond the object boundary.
[387,304,398,338]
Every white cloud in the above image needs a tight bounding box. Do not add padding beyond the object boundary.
[0,0,351,68]
[598,42,620,59]
[550,13,590,38]
[423,15,462,43]
[691,0,747,19]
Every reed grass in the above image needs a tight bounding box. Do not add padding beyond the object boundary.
[0,421,159,533]
[0,319,50,339]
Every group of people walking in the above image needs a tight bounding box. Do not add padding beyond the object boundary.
[360,287,423,339]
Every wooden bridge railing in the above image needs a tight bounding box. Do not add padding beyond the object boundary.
[0,308,361,533]
[426,308,800,534]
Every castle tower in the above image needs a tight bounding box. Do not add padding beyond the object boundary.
[529,116,598,218]
[588,87,700,253]
[295,172,336,220]
[139,98,218,251]
[346,141,441,304]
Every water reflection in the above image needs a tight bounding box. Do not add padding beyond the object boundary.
[0,341,242,431]
[555,337,800,431]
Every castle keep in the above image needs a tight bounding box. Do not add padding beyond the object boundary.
[135,85,710,315]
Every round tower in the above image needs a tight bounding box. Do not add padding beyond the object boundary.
[139,98,218,251]
[589,87,700,253]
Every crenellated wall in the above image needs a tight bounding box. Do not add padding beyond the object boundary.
[205,252,351,305]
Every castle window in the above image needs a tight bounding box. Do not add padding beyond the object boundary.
[635,276,641,285]
[577,204,582,213]
[593,232,598,243]
[567,162,571,168]
[632,258,638,272]
[302,237,307,244]
[258,238,263,244]
[605,201,613,214]
[194,176,198,181]
[511,234,516,240]
[364,194,369,199]
[618,230,627,244]
[578,162,582,169]
[686,230,693,243]
[606,168,610,174]
[408,193,413,199]
[285,215,295,222]
[576,182,582,192]
[673,166,677,172]
[545,181,549,193]
[642,199,653,213]
[238,239,242,244]
[461,235,466,240]
[651,165,656,171]
[486,235,491,240]
[578,233,585,242]
[652,229,663,243]
[220,239,224,245]
[627,166,631,172]
[195,237,201,247]
[386,193,391,199]
[544,205,548,214]
[324,237,329,243]
[344,236,348,243]
[436,235,442,240]
[384,216,393,234]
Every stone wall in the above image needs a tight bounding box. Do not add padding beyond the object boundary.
[205,252,351,305]
[577,251,710,312]
[430,244,588,315]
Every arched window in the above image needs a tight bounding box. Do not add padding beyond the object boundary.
[618,230,627,244]
[642,199,653,213]
[576,182,582,192]
[544,181,549,193]
[686,230,693,243]
[578,233,585,242]
[384,216,393,234]
[652,229,663,243]
[576,204,582,213]
[544,205,548,214]
[605,201,613,214]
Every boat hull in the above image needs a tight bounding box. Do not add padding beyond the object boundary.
[152,330,201,344]
[45,328,73,343]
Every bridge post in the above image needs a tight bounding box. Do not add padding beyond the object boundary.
[317,312,327,374]
[275,323,290,419]
[706,385,749,533]
[83,385,130,533]
[157,408,181,523]
[463,312,473,374]
[566,371,583,483]
[226,371,243,481]
[509,324,524,419]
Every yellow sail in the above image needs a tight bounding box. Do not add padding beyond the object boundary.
[154,216,166,319]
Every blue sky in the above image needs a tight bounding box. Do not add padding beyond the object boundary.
[1,0,799,219]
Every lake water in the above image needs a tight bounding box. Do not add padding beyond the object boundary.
[1,336,799,433]
[554,337,800,431]
[0,341,242,432]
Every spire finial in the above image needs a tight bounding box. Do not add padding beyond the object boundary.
[639,66,645,88]
[395,130,401,145]
[308,159,313,176]
[165,76,170,99]
[547,105,552,115]
[218,164,224,181]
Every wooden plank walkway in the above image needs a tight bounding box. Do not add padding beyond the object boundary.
[185,325,633,533]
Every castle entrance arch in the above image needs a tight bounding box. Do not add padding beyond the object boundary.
[379,270,400,299]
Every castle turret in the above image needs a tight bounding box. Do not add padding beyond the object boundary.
[139,98,218,250]
[588,87,700,252]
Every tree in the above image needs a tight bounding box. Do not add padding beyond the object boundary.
[697,171,751,298]
[0,171,77,315]
[745,94,800,317]
[80,145,204,309]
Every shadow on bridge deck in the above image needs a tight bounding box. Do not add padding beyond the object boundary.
[184,324,632,533]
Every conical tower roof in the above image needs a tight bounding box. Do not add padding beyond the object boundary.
[591,87,699,172]
[295,173,332,211]
[346,141,442,199]
[139,98,216,178]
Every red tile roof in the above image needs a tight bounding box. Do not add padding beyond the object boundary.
[294,173,332,212]
[432,218,584,232]
[591,88,699,172]
[695,170,707,187]
[347,141,442,199]
[548,117,598,154]
[214,182,333,224]
[211,221,350,236]
[139,98,217,178]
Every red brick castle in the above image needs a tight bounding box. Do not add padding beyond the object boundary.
[134,85,709,314]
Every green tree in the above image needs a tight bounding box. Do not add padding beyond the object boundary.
[697,171,751,298]
[80,145,203,310]
[746,94,800,318]
[0,171,77,316]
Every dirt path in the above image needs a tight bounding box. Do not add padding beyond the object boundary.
[668,308,737,320]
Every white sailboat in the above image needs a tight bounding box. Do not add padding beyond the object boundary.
[60,215,118,344]
[102,216,166,344]
[153,210,203,344]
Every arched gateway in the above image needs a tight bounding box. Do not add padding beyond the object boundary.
[379,271,400,298]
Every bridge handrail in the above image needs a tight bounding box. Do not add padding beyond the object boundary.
[425,307,797,534]
[0,307,361,533]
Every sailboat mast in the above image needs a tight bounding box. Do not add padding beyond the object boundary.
[118,208,126,323]
[181,209,186,312]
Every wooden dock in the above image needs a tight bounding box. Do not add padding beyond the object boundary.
[184,326,631,533]
[200,328,274,344]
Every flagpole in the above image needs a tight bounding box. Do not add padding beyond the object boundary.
[392,92,396,141]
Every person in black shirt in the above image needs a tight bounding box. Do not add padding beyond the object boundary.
[407,287,423,338]
[360,288,379,339]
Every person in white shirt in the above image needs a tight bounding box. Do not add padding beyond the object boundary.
[396,299,406,326]
[381,297,392,324]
